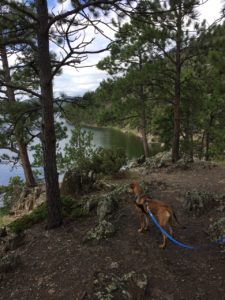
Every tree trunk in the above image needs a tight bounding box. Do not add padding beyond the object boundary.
[0,42,36,187]
[184,98,194,161]
[172,3,182,163]
[139,100,149,157]
[204,114,214,161]
[36,0,62,228]
[18,143,36,187]
[205,131,210,161]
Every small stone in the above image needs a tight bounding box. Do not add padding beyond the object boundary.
[48,288,55,295]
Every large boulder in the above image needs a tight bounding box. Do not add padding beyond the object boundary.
[12,184,46,214]
[60,169,95,198]
[97,193,118,222]
[144,151,172,169]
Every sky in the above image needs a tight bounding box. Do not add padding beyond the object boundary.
[52,0,224,98]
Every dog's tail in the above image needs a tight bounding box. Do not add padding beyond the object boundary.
[172,211,186,229]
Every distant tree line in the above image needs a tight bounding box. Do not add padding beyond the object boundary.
[65,0,225,162]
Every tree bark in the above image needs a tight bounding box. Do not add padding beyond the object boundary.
[36,0,62,228]
[139,96,149,158]
[0,42,36,187]
[172,3,182,163]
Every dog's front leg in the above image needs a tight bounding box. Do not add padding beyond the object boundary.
[144,215,149,231]
[138,211,145,233]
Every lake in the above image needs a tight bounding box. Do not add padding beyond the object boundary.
[0,125,147,186]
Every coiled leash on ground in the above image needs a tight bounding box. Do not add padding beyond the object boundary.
[147,208,225,250]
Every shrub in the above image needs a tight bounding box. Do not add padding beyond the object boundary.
[61,196,89,219]
[8,204,47,234]
[58,127,127,177]
[3,176,24,210]
[92,147,126,175]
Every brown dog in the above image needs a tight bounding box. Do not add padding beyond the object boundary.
[128,181,181,249]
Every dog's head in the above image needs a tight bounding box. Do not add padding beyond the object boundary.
[128,181,144,196]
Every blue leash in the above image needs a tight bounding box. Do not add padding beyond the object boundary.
[147,208,225,250]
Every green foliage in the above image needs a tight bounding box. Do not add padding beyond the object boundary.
[58,126,127,176]
[3,176,24,210]
[31,120,68,167]
[0,207,10,218]
[61,196,89,219]
[9,176,24,186]
[8,196,90,234]
[92,147,127,175]
[8,204,47,234]
[58,126,95,172]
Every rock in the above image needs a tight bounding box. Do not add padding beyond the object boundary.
[97,193,118,222]
[93,271,148,299]
[61,169,95,198]
[184,191,225,216]
[0,255,21,273]
[11,184,46,214]
[84,220,116,242]
[144,151,172,169]
[208,217,225,242]
[4,232,26,252]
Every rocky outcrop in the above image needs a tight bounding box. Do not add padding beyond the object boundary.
[83,185,127,243]
[184,191,225,216]
[60,169,95,198]
[12,184,46,215]
[93,271,148,299]
[97,193,118,222]
[209,217,225,242]
[84,220,116,243]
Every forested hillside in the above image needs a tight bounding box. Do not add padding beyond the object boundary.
[64,1,225,161]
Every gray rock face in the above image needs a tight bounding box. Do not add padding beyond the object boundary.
[61,169,95,198]
[97,193,118,222]
[93,271,148,300]
[84,220,116,243]
[12,184,46,214]
[209,217,225,242]
[184,191,225,216]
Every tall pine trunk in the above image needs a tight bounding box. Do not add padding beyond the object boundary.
[139,95,149,157]
[0,42,36,187]
[36,0,62,228]
[172,3,182,163]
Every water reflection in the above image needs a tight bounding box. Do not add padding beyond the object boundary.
[84,126,144,160]
[0,125,154,185]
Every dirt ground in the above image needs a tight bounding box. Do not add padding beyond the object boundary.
[1,162,225,300]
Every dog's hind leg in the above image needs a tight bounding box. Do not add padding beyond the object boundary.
[159,234,167,249]
[158,211,171,249]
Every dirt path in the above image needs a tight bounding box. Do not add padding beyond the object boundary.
[1,163,225,299]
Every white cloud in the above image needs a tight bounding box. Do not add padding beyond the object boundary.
[197,0,223,25]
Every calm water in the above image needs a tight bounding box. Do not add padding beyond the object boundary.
[0,125,146,186]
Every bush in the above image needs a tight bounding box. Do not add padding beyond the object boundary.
[92,147,126,175]
[8,204,47,234]
[2,176,24,210]
[58,127,127,177]
[61,196,89,219]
